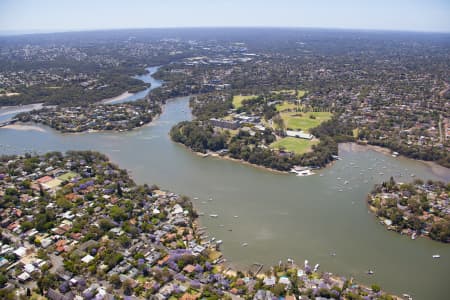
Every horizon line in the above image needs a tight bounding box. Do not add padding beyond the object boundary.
[1,25,450,37]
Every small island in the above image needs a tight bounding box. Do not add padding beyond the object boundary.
[15,99,161,133]
[0,151,398,299]
[368,177,450,243]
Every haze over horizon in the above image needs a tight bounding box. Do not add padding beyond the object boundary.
[1,0,450,35]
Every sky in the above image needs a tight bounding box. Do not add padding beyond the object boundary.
[0,0,449,34]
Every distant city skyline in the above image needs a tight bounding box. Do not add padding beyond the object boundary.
[1,0,450,35]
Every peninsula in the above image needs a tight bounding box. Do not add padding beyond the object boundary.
[15,100,161,133]
[368,177,450,243]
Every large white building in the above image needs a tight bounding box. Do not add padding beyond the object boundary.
[285,130,314,140]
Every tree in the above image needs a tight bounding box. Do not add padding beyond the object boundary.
[123,279,134,296]
[371,284,381,293]
[37,273,57,294]
[0,272,7,287]
[117,183,123,197]
[109,205,127,221]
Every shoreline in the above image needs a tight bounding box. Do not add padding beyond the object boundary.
[173,141,290,175]
[0,103,44,116]
[100,91,134,104]
[5,109,164,135]
[2,123,47,132]
[342,142,450,180]
[366,199,446,244]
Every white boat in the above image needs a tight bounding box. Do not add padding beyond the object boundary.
[367,270,374,275]
[411,232,417,240]
[233,215,239,218]
[402,294,413,300]
[216,240,223,244]
[291,166,314,176]
[313,264,320,272]
[297,170,314,176]
[209,214,218,218]
[241,242,248,247]
[432,254,440,258]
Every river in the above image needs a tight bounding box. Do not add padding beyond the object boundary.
[0,70,449,299]
[103,66,162,105]
[0,103,44,123]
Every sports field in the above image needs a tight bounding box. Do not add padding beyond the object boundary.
[270,137,318,154]
[232,95,257,108]
[281,111,332,132]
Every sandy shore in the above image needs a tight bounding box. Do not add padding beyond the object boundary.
[0,92,21,97]
[2,124,47,132]
[173,142,289,175]
[339,142,392,156]
[0,103,44,117]
[421,160,450,181]
[100,91,134,104]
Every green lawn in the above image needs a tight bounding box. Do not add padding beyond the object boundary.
[271,89,306,99]
[275,101,299,112]
[270,137,318,154]
[281,111,332,132]
[297,90,306,98]
[232,94,257,109]
[57,171,79,181]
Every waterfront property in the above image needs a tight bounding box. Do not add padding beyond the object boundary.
[368,178,450,243]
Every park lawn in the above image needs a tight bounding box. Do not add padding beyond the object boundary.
[297,90,306,98]
[57,171,79,181]
[281,111,332,132]
[270,137,318,154]
[232,94,257,109]
[275,101,299,112]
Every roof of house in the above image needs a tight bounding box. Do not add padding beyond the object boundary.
[183,264,196,273]
[37,175,53,183]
